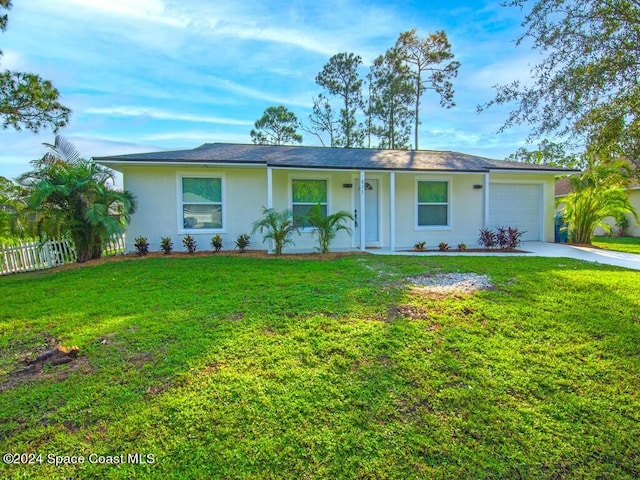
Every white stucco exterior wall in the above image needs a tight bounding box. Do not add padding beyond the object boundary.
[118,165,560,253]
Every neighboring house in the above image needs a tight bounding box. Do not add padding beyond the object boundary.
[555,177,640,237]
[94,143,576,253]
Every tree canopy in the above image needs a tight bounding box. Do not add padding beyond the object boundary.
[0,0,70,132]
[250,106,302,146]
[480,0,640,165]
[369,47,415,150]
[315,52,365,148]
[18,136,137,262]
[395,29,459,149]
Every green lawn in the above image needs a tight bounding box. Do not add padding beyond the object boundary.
[1,254,639,479]
[592,236,640,254]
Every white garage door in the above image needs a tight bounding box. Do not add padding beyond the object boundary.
[488,183,542,241]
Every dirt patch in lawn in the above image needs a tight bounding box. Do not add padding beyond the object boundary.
[406,272,493,296]
[1,343,90,391]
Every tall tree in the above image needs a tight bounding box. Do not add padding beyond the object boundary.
[301,94,338,147]
[315,52,365,148]
[395,29,460,150]
[479,0,640,165]
[250,105,302,145]
[0,1,70,132]
[18,136,137,263]
[369,47,415,150]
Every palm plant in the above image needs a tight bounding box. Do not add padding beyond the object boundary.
[251,207,300,255]
[560,158,638,244]
[18,136,137,262]
[303,203,353,253]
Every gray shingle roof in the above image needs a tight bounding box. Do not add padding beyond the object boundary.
[94,143,578,173]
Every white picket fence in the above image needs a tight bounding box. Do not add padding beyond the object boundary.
[0,235,125,276]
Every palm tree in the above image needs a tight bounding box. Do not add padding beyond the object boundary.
[303,203,353,253]
[18,136,137,262]
[560,158,638,244]
[251,207,300,255]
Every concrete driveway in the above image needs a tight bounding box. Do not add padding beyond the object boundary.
[522,242,640,271]
[371,242,640,271]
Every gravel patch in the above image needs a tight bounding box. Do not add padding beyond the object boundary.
[407,272,493,294]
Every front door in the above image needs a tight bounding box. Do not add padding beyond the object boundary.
[354,178,379,246]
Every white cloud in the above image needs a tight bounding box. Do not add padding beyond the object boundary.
[58,0,189,28]
[84,107,253,126]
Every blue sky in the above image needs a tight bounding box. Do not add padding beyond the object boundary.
[0,0,537,179]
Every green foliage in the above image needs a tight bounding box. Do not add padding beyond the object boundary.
[302,203,353,253]
[182,234,197,254]
[457,242,467,251]
[210,234,223,253]
[414,241,426,251]
[438,241,449,251]
[482,0,640,164]
[2,255,639,478]
[234,234,250,253]
[250,106,302,145]
[133,236,149,256]
[592,236,640,254]
[0,2,70,133]
[560,159,638,244]
[395,29,460,149]
[369,46,415,149]
[251,207,300,255]
[17,136,137,263]
[160,236,173,255]
[315,53,365,148]
[506,139,583,169]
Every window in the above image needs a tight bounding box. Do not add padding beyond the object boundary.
[180,177,223,230]
[417,180,449,227]
[292,179,327,227]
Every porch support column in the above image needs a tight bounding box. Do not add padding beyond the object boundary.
[483,172,490,228]
[390,171,396,251]
[267,167,273,209]
[359,170,366,252]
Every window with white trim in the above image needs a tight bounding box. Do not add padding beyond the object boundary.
[417,180,449,227]
[180,177,223,230]
[292,179,327,227]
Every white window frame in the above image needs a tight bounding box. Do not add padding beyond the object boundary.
[177,174,225,234]
[415,177,452,230]
[289,175,330,231]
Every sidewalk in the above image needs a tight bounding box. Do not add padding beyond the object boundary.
[369,242,640,271]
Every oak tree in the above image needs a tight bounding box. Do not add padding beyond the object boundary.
[480,0,640,165]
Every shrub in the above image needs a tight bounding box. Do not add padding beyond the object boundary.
[478,228,497,249]
[457,242,467,251]
[160,237,173,255]
[235,234,250,253]
[507,227,525,249]
[134,236,149,256]
[301,204,354,254]
[438,242,449,251]
[251,207,300,255]
[496,226,509,249]
[183,234,197,254]
[414,241,426,251]
[210,234,223,253]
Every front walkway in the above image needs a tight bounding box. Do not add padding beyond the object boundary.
[369,242,640,271]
